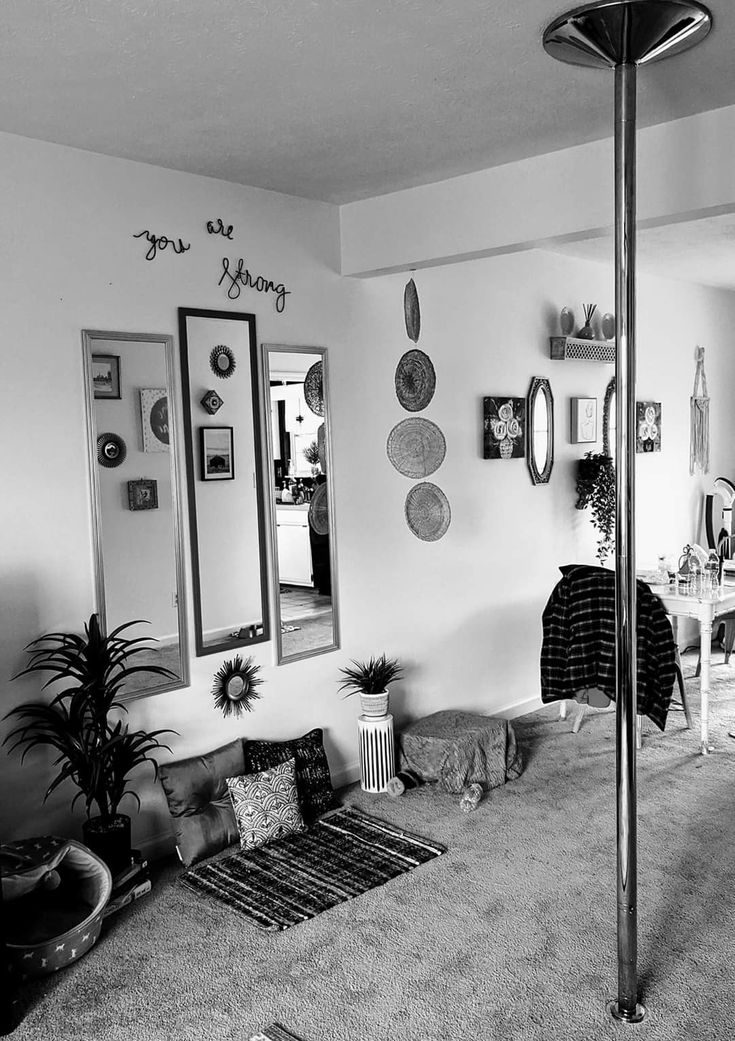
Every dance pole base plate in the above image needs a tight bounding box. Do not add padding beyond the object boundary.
[607,999,646,1024]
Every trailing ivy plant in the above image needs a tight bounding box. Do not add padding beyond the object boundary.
[575,452,616,563]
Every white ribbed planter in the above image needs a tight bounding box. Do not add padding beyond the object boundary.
[359,689,390,717]
[358,713,395,793]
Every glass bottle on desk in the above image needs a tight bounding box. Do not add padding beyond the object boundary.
[704,551,720,595]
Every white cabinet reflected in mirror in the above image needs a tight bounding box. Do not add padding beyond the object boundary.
[261,344,339,663]
[178,308,270,656]
[82,330,189,699]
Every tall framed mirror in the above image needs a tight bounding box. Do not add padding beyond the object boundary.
[178,308,270,656]
[261,344,339,663]
[526,376,554,485]
[82,330,189,699]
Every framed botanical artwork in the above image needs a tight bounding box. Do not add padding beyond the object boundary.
[200,426,235,481]
[636,401,662,453]
[570,397,598,444]
[140,388,170,452]
[127,479,158,511]
[91,354,121,399]
[483,397,526,459]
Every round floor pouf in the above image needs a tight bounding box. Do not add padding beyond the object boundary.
[358,714,396,793]
[1,836,112,978]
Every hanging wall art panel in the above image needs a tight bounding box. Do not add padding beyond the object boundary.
[483,397,526,460]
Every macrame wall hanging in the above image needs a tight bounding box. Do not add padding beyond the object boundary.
[689,345,710,476]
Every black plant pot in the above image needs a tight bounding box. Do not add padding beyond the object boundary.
[82,814,131,875]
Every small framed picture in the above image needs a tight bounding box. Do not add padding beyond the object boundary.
[140,388,170,452]
[570,398,598,444]
[127,479,158,511]
[200,426,234,481]
[636,401,662,453]
[92,354,121,399]
[483,396,526,459]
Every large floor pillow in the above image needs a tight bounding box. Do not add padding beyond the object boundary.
[159,738,245,867]
[398,710,523,793]
[243,728,337,824]
[1,837,111,978]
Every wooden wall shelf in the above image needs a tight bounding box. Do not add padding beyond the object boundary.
[549,336,615,363]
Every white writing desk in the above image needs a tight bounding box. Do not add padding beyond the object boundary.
[657,584,735,754]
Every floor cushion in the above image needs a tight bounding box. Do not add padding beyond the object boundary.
[397,710,523,793]
[159,738,245,867]
[243,728,337,824]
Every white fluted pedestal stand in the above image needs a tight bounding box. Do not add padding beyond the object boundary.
[358,714,395,793]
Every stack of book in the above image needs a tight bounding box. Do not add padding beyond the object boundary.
[103,850,151,917]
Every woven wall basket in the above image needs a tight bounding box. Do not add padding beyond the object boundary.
[386,417,446,478]
[304,361,324,417]
[405,482,451,542]
[395,349,436,412]
[308,483,329,535]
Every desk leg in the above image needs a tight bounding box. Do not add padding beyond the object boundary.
[700,618,714,754]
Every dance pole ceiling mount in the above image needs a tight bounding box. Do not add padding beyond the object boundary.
[542,0,712,1026]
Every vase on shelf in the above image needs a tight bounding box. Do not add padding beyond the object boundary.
[577,303,598,339]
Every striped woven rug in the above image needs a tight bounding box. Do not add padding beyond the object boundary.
[182,805,445,931]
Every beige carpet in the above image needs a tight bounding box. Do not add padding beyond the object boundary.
[11,653,735,1041]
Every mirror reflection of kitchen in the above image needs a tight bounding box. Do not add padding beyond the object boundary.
[267,349,336,659]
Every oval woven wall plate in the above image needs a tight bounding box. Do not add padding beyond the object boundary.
[308,483,329,535]
[395,349,436,413]
[386,418,446,478]
[304,361,324,417]
[405,482,451,542]
[404,278,421,343]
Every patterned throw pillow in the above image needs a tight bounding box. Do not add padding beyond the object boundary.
[226,758,306,851]
[243,728,337,824]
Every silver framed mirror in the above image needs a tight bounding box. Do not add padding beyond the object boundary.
[526,376,554,485]
[261,344,340,664]
[178,307,270,656]
[82,330,189,700]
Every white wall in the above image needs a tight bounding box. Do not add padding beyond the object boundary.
[2,130,735,859]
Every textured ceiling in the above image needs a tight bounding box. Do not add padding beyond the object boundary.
[545,213,735,291]
[1,0,734,203]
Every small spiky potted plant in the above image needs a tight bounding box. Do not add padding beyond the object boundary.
[338,654,404,718]
[5,614,176,873]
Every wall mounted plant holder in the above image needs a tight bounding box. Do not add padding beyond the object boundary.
[549,336,615,363]
[404,278,421,343]
[200,389,224,415]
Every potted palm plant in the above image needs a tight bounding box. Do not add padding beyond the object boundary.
[4,614,176,873]
[337,654,403,717]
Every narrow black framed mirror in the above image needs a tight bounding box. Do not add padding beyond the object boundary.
[82,329,189,699]
[178,308,270,656]
[527,376,554,485]
[261,344,340,663]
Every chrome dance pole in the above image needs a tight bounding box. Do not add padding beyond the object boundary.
[542,0,712,1023]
